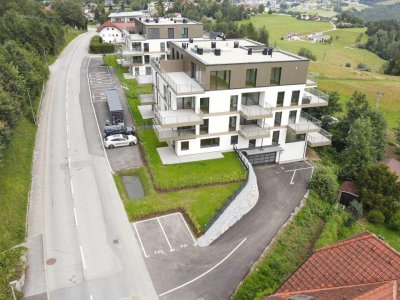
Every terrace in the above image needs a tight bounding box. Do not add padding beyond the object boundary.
[153,124,196,142]
[307,128,332,147]
[240,104,273,120]
[239,124,270,139]
[287,111,322,134]
[302,88,329,107]
[154,106,203,128]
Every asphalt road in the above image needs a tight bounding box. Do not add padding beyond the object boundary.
[24,30,157,300]
[138,161,313,299]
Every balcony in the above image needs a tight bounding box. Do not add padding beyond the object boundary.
[151,58,204,95]
[154,106,203,128]
[239,124,270,139]
[307,128,332,147]
[306,79,317,88]
[302,89,329,107]
[288,111,322,134]
[240,104,273,120]
[135,72,153,85]
[153,125,196,142]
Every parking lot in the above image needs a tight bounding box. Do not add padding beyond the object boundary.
[88,57,143,171]
[132,213,197,258]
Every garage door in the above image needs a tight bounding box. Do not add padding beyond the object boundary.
[246,151,276,165]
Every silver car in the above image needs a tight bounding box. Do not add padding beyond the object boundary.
[104,134,137,149]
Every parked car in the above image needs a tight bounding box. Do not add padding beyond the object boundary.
[104,134,137,149]
[104,123,135,137]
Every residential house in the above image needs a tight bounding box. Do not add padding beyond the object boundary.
[108,11,144,23]
[150,39,331,164]
[266,232,400,299]
[122,17,204,84]
[308,33,331,42]
[96,20,126,43]
[300,13,310,20]
[281,32,300,41]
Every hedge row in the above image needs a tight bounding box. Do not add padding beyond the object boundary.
[89,36,115,54]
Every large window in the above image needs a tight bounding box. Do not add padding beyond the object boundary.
[229,116,237,131]
[144,43,149,52]
[160,42,165,52]
[274,111,282,126]
[132,56,142,64]
[145,66,151,75]
[210,70,231,90]
[132,42,141,51]
[231,135,238,145]
[241,92,260,106]
[200,119,209,134]
[168,28,174,39]
[245,68,257,87]
[286,131,306,143]
[176,97,194,109]
[277,92,285,107]
[144,55,150,64]
[270,67,282,86]
[147,28,160,39]
[181,141,189,151]
[272,130,280,144]
[200,137,220,148]
[230,95,238,111]
[291,91,300,106]
[181,27,188,38]
[289,110,297,124]
[200,97,209,113]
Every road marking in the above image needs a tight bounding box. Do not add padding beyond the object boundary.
[290,170,296,185]
[79,246,87,269]
[70,180,74,195]
[134,212,180,224]
[73,207,78,226]
[158,238,247,297]
[284,167,313,173]
[133,223,149,258]
[157,218,175,252]
[305,160,315,176]
[68,156,71,167]
[179,213,197,246]
[89,295,93,300]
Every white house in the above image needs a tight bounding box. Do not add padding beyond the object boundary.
[96,20,125,43]
[150,39,332,164]
[108,11,144,23]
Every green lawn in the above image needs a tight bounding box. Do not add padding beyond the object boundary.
[139,129,246,190]
[115,167,241,233]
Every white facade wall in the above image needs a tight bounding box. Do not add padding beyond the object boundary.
[98,27,124,43]
[279,141,306,162]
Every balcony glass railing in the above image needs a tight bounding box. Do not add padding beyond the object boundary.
[154,106,203,126]
[240,103,273,119]
[302,89,329,106]
[239,124,270,139]
[153,125,196,141]
[307,128,332,146]
[288,111,322,133]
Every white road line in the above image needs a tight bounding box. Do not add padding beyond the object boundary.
[70,180,74,195]
[134,212,180,224]
[73,207,78,226]
[89,295,94,300]
[68,156,71,167]
[66,139,70,149]
[179,213,197,246]
[133,223,149,258]
[304,160,315,176]
[157,218,175,252]
[290,170,296,185]
[79,246,87,269]
[158,238,247,297]
[284,167,313,173]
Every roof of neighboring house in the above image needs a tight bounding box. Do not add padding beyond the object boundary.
[267,232,400,299]
[339,181,359,196]
[383,157,400,182]
[108,11,143,18]
[96,20,134,32]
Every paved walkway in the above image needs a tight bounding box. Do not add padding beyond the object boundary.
[157,146,223,165]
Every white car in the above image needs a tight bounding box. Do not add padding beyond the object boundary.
[104,134,137,149]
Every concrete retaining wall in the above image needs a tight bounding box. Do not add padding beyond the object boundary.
[197,153,259,247]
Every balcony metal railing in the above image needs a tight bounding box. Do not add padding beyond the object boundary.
[150,58,204,95]
[240,103,273,119]
[288,111,322,133]
[302,88,329,107]
[154,105,203,127]
[307,128,332,147]
[239,124,270,139]
[153,124,196,141]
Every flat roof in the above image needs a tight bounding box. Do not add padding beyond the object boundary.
[172,39,308,65]
[106,89,123,112]
[136,17,201,26]
[108,11,143,18]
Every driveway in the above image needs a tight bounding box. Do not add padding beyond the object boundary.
[88,57,143,171]
[137,161,313,299]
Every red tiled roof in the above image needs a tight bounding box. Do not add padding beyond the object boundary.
[271,232,400,299]
[339,181,359,196]
[96,20,134,32]
[268,280,397,300]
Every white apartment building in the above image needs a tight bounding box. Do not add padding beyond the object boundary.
[122,17,204,84]
[108,11,145,23]
[151,39,332,164]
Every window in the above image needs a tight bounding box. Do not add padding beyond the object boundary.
[176,97,194,109]
[231,135,238,145]
[147,28,160,39]
[144,43,149,52]
[181,141,189,151]
[200,119,209,134]
[286,131,306,143]
[200,97,209,113]
[161,54,166,60]
[145,66,151,75]
[245,69,257,87]
[230,95,238,111]
[272,130,280,144]
[210,70,231,90]
[181,27,188,38]
[160,42,165,52]
[132,56,142,64]
[270,67,282,86]
[249,139,256,148]
[289,110,297,124]
[168,28,174,39]
[241,92,260,106]
[201,137,219,148]
[240,116,257,125]
[229,116,237,131]
[144,55,150,64]
[277,92,285,107]
[291,91,300,106]
[134,67,139,75]
[274,111,282,126]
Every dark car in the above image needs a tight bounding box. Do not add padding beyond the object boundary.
[104,123,135,137]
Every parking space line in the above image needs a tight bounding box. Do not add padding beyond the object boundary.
[304,160,315,176]
[134,212,180,224]
[289,170,296,185]
[284,166,313,173]
[158,238,247,297]
[157,218,175,252]
[133,223,149,258]
[179,213,197,246]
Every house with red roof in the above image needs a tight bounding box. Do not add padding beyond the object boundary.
[96,20,130,43]
[266,232,400,299]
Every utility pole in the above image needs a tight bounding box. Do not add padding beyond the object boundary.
[375,91,384,109]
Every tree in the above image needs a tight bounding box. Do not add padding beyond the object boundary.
[298,47,317,61]
[258,26,269,45]
[258,4,265,13]
[306,91,342,129]
[384,53,400,75]
[309,164,339,204]
[347,200,363,226]
[52,0,87,29]
[245,22,258,41]
[157,0,165,16]
[356,164,400,222]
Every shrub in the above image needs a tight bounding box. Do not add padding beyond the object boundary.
[367,210,385,224]
[309,165,339,204]
[345,63,351,67]
[357,63,370,72]
[89,36,115,54]
[388,211,400,231]
[346,200,363,226]
[298,48,317,61]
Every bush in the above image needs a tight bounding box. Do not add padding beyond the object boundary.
[314,208,348,249]
[388,211,400,231]
[309,165,339,204]
[345,63,351,67]
[346,200,363,226]
[367,210,385,224]
[89,36,115,54]
[298,48,317,61]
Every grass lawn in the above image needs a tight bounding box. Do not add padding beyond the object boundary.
[139,129,246,190]
[115,167,241,233]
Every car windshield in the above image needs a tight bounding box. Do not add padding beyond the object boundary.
[122,134,128,139]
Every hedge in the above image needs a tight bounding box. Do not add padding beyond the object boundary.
[89,36,115,54]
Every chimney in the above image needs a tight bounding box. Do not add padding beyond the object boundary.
[248,48,252,55]
[268,48,273,56]
[214,48,221,56]
[197,48,203,55]
[262,48,269,55]
[211,41,216,48]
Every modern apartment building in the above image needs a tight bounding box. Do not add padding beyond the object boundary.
[150,39,332,164]
[122,17,204,84]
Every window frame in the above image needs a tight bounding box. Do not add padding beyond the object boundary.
[245,68,257,87]
[210,70,231,90]
[181,141,189,151]
[270,67,282,86]
[200,137,220,148]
